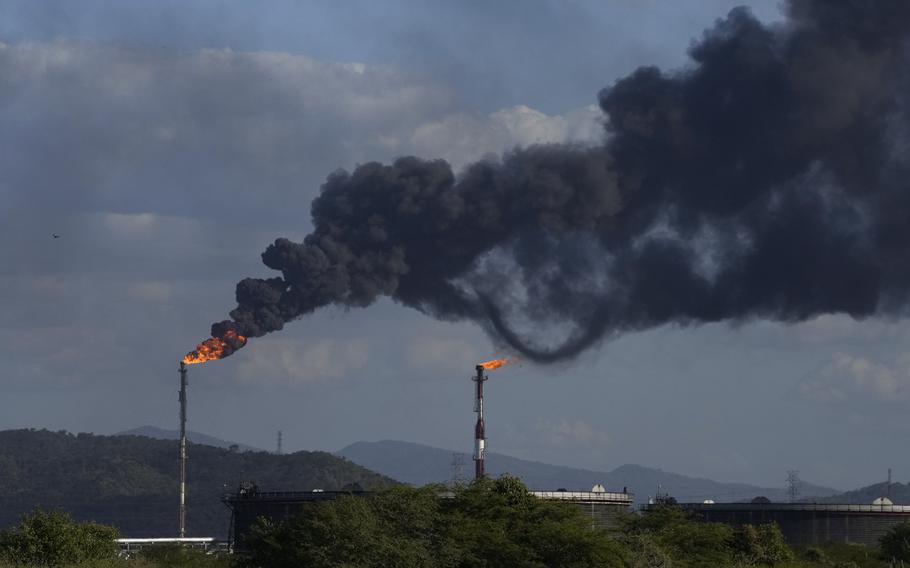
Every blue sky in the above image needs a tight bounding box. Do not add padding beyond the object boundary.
[2,0,907,493]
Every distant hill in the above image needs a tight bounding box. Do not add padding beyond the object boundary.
[337,440,839,504]
[810,481,910,505]
[0,429,395,538]
[115,425,261,452]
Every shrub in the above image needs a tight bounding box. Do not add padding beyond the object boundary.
[880,522,910,562]
[0,509,118,566]
[138,543,232,568]
[731,523,793,566]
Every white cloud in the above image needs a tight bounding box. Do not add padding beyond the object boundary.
[404,336,479,372]
[1,40,600,221]
[0,324,129,388]
[126,281,173,304]
[536,418,612,449]
[799,352,910,404]
[234,337,370,385]
[407,104,603,171]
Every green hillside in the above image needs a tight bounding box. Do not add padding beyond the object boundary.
[0,429,395,539]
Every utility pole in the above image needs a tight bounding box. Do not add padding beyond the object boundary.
[276,430,283,455]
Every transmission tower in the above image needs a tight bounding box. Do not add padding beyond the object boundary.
[276,430,283,455]
[451,452,467,486]
[786,470,801,502]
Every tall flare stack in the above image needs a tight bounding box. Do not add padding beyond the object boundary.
[178,361,188,538]
[472,364,487,480]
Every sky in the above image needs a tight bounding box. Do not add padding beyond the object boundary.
[2,0,908,493]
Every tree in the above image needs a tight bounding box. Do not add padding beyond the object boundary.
[243,476,629,568]
[621,532,673,568]
[243,486,456,568]
[880,522,910,562]
[620,505,733,568]
[0,508,119,566]
[731,524,793,566]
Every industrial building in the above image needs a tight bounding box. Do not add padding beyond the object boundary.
[674,500,910,547]
[531,487,633,528]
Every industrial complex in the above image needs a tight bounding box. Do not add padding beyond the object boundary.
[178,361,910,550]
[675,500,910,547]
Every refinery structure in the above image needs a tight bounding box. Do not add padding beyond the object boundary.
[218,360,634,549]
[177,358,910,551]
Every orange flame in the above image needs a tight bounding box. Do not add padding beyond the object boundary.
[478,358,512,371]
[183,330,247,365]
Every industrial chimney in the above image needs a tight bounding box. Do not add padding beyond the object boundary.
[472,364,487,480]
[178,361,188,538]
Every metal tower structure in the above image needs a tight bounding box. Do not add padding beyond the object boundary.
[451,452,467,486]
[472,365,487,480]
[786,470,801,503]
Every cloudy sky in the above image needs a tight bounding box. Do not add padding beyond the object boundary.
[3,0,907,492]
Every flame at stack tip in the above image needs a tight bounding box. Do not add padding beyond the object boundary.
[478,357,513,371]
[182,329,247,365]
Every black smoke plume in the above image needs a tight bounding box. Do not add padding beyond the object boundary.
[212,0,910,362]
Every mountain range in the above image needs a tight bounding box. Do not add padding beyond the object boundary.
[115,429,860,505]
[115,426,262,452]
[337,440,841,504]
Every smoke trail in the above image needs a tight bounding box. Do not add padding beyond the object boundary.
[211,0,910,363]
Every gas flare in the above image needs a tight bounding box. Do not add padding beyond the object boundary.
[478,358,511,371]
[182,330,247,365]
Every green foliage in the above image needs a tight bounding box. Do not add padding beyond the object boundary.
[731,524,793,566]
[243,476,628,568]
[768,543,886,568]
[880,521,910,562]
[621,532,673,568]
[138,544,232,568]
[802,546,827,564]
[243,486,455,568]
[448,476,627,568]
[0,509,118,566]
[0,550,236,568]
[620,505,734,568]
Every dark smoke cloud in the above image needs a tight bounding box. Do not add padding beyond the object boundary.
[214,0,910,363]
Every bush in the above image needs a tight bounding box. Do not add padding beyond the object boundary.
[731,523,793,566]
[138,544,232,568]
[880,522,910,562]
[0,509,118,567]
[802,546,826,563]
[242,477,628,568]
[620,504,735,568]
